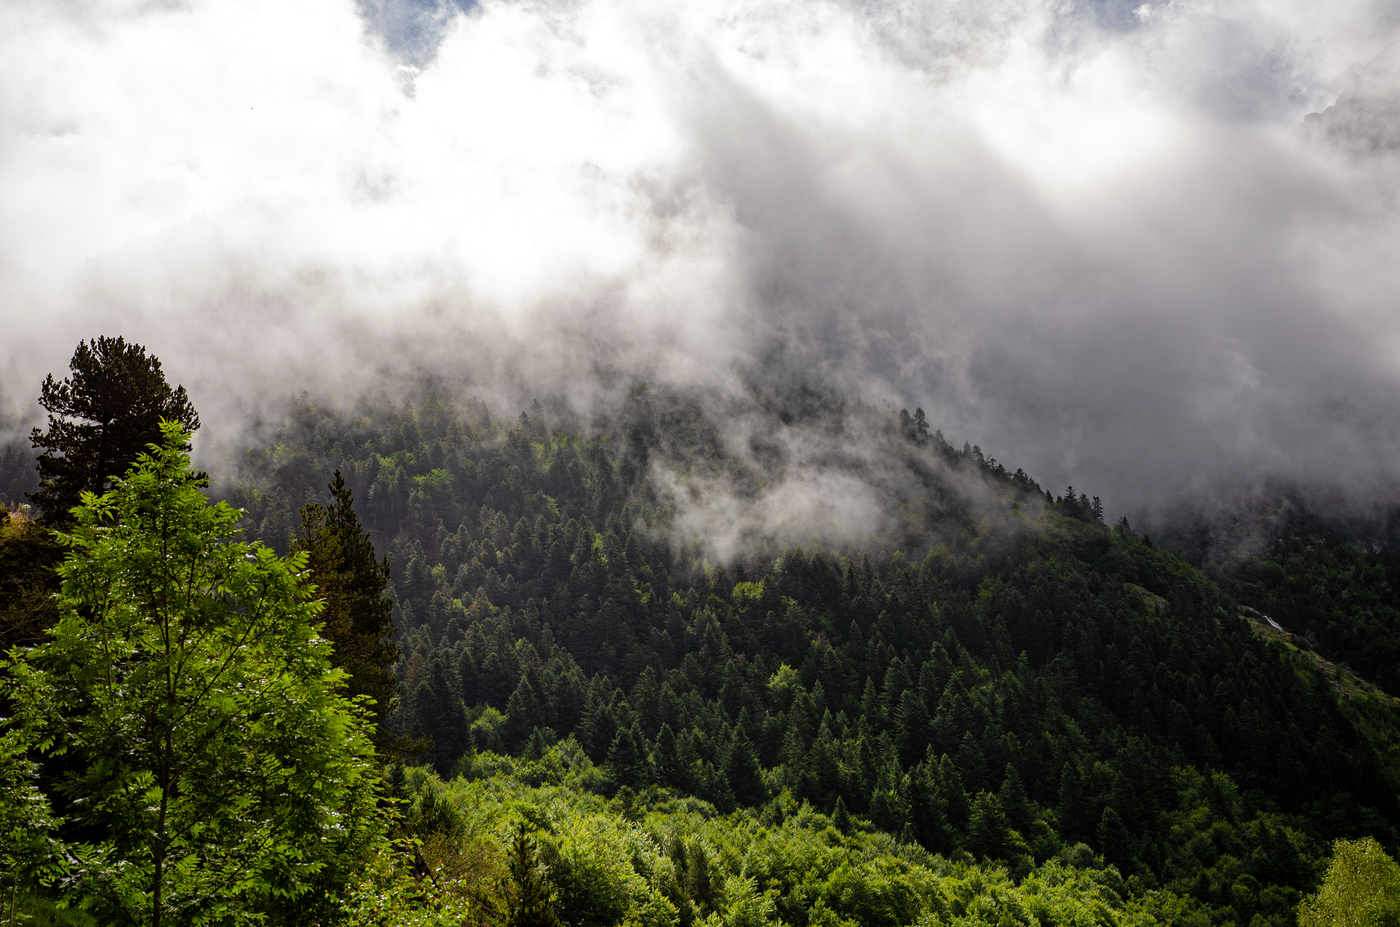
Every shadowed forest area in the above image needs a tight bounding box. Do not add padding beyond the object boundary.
[4,342,1400,926]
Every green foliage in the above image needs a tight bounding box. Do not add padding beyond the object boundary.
[28,337,199,526]
[1297,837,1400,927]
[339,834,475,927]
[1,894,99,927]
[11,359,1400,926]
[226,388,1400,927]
[0,506,63,655]
[2,423,378,925]
[0,707,64,895]
[371,767,1215,927]
[293,470,401,743]
[499,821,563,927]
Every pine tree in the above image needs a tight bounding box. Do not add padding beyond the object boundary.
[499,821,561,927]
[606,722,650,792]
[293,471,399,744]
[723,728,768,807]
[998,763,1032,834]
[832,796,852,834]
[28,336,199,525]
[966,793,1010,860]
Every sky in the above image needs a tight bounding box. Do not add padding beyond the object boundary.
[2,0,1399,524]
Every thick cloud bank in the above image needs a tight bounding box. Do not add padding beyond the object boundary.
[2,0,1400,521]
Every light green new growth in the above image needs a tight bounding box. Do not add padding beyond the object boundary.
[3,421,378,926]
[1298,837,1400,927]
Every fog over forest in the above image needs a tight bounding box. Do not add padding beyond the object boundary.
[3,0,1400,533]
[10,7,1400,923]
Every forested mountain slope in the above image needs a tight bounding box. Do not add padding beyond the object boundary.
[1157,497,1400,698]
[217,385,1400,927]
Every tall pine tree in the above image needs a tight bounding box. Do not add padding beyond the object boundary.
[29,336,199,525]
[294,471,400,746]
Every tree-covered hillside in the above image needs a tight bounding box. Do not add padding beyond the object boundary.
[214,385,1400,927]
[5,363,1400,925]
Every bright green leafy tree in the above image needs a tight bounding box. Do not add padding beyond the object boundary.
[0,713,64,908]
[2,422,378,926]
[1297,837,1400,927]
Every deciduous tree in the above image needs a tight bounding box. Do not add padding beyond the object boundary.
[3,423,376,926]
[1297,837,1400,927]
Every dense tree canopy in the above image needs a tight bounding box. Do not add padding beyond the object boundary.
[3,423,377,926]
[5,368,1400,927]
[221,387,1400,927]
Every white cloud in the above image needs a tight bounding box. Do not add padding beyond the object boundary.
[1,0,1399,519]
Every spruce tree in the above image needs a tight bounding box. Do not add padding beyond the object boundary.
[881,658,912,714]
[723,729,768,807]
[998,763,1032,834]
[860,676,883,727]
[909,757,950,853]
[293,471,399,745]
[505,675,544,749]
[1096,806,1133,868]
[522,728,550,762]
[652,723,684,789]
[832,796,852,834]
[895,689,930,767]
[414,658,468,775]
[966,793,1010,860]
[499,821,560,927]
[777,724,808,788]
[606,723,650,792]
[938,754,971,828]
[869,764,909,834]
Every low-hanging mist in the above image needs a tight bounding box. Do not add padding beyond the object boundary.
[3,0,1400,540]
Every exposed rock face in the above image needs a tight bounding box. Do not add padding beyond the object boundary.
[1303,41,1400,155]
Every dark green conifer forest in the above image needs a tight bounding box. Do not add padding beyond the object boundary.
[4,351,1400,926]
